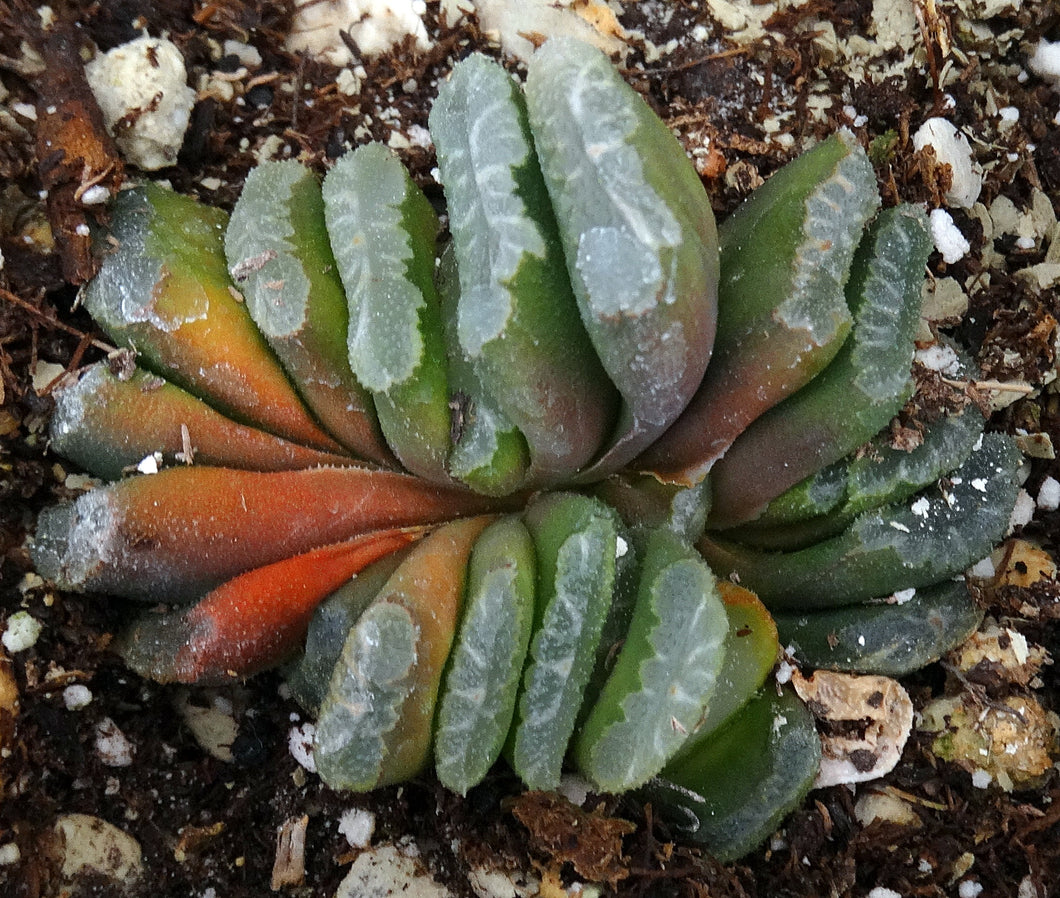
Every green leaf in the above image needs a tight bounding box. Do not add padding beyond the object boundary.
[314,517,490,791]
[649,687,820,862]
[524,37,719,477]
[49,362,350,480]
[642,132,878,484]
[773,579,984,676]
[508,493,619,789]
[438,244,531,496]
[285,548,411,713]
[708,204,932,528]
[225,160,391,463]
[323,143,453,483]
[680,582,780,751]
[434,516,536,795]
[698,433,1023,610]
[727,396,987,550]
[574,529,727,793]
[593,473,712,544]
[430,53,616,486]
[84,185,342,452]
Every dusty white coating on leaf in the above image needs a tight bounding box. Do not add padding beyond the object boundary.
[324,146,426,393]
[526,38,682,319]
[431,55,547,356]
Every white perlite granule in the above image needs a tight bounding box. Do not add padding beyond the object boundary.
[2,611,42,653]
[288,723,317,772]
[338,808,376,848]
[929,208,972,265]
[287,0,431,65]
[913,118,983,208]
[1029,39,1060,87]
[63,684,93,710]
[85,36,196,170]
[1036,475,1060,511]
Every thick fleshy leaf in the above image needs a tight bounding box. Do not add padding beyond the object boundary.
[574,529,727,793]
[648,687,821,862]
[225,160,392,463]
[31,465,500,602]
[285,547,412,713]
[508,493,619,789]
[431,53,616,486]
[708,205,932,528]
[698,433,1023,610]
[725,398,987,550]
[524,37,718,477]
[50,362,350,479]
[641,132,879,484]
[323,143,453,482]
[434,516,537,795]
[593,473,712,544]
[688,582,779,743]
[118,528,421,684]
[314,517,492,791]
[773,579,984,676]
[83,184,342,452]
[438,246,531,495]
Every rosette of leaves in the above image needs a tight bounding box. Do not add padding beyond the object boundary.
[31,38,1022,862]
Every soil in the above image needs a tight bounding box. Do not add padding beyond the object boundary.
[1,1,1060,896]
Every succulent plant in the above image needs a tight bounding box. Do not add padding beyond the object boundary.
[31,38,1023,863]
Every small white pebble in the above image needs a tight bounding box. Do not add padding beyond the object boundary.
[959,881,984,898]
[915,342,960,374]
[1036,476,1060,511]
[85,36,196,170]
[63,684,93,710]
[968,556,996,578]
[971,478,988,492]
[972,768,992,789]
[1029,39,1060,86]
[223,39,262,68]
[867,888,902,898]
[136,453,161,475]
[2,612,43,653]
[12,101,37,120]
[288,723,317,772]
[911,497,931,518]
[338,808,375,848]
[556,774,592,806]
[999,106,1020,123]
[1009,490,1036,530]
[0,843,20,865]
[95,717,135,767]
[79,184,110,205]
[892,588,916,605]
[913,119,982,207]
[406,123,432,149]
[929,208,971,265]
